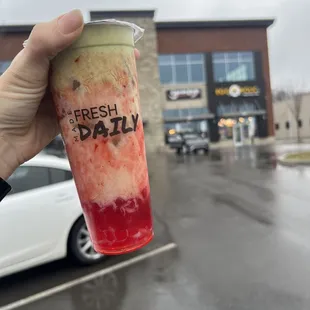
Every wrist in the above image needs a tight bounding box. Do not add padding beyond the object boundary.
[0,135,19,180]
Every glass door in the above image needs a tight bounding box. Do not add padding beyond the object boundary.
[233,123,244,147]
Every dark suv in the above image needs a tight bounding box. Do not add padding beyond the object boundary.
[168,132,209,155]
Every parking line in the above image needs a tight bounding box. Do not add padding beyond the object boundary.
[0,242,177,310]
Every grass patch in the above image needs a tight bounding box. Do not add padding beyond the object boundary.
[285,152,310,161]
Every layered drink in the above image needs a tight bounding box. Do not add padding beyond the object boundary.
[50,20,153,255]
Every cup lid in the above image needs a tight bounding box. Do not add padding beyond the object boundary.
[23,18,144,48]
[86,19,144,43]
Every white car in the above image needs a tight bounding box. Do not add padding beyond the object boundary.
[0,154,104,278]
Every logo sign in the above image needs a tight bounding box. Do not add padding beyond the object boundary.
[215,85,260,97]
[166,88,202,101]
[229,84,242,98]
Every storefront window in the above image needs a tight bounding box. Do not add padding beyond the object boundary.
[159,65,173,84]
[158,54,206,84]
[0,61,11,75]
[212,52,255,82]
[218,117,255,141]
[175,64,188,84]
[216,99,262,116]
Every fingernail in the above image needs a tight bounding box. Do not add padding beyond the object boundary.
[57,9,83,35]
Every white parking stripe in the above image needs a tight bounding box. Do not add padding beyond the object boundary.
[0,243,177,310]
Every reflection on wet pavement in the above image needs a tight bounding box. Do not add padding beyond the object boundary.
[212,192,273,225]
[145,145,310,310]
[21,249,227,310]
[4,144,310,310]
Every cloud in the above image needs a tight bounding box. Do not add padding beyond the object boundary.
[269,0,310,90]
[0,0,282,23]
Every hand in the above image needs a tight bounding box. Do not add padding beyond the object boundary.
[0,9,84,179]
[0,10,141,180]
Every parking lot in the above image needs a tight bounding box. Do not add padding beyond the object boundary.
[2,144,310,310]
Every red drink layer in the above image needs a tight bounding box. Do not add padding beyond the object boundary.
[82,187,152,254]
[50,24,153,255]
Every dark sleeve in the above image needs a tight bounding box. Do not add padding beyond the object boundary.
[0,178,11,202]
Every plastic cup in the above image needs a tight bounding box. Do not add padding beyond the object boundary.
[50,20,153,255]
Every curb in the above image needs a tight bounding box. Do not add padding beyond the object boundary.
[277,154,310,166]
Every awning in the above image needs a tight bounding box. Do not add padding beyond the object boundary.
[164,113,215,123]
[218,109,266,118]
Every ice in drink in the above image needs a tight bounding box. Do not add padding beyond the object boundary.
[50,20,153,255]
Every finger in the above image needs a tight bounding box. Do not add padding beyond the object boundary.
[27,9,84,60]
[5,9,84,84]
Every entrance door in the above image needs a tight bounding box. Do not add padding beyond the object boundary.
[233,123,244,146]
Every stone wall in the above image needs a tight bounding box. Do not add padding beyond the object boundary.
[91,11,165,153]
[129,17,165,152]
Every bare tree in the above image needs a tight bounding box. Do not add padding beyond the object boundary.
[272,89,291,102]
[274,79,307,143]
[287,92,303,143]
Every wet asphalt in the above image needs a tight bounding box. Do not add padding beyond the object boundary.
[2,144,310,310]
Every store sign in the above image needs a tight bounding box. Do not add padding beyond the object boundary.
[215,84,260,98]
[166,88,202,101]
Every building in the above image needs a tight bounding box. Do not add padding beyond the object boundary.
[273,93,310,141]
[0,10,275,150]
[157,18,275,146]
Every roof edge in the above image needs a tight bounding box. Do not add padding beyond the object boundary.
[0,25,33,33]
[156,19,275,30]
[0,17,275,33]
[90,10,156,19]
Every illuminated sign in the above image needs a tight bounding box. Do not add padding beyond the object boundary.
[166,88,202,101]
[215,84,260,97]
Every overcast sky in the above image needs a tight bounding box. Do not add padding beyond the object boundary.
[0,0,309,90]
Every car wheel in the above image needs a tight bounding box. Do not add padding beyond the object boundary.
[203,148,209,155]
[193,149,198,155]
[68,217,105,265]
[176,148,182,155]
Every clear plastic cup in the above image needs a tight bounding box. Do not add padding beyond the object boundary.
[50,20,153,255]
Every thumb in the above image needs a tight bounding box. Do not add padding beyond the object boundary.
[4,9,84,84]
